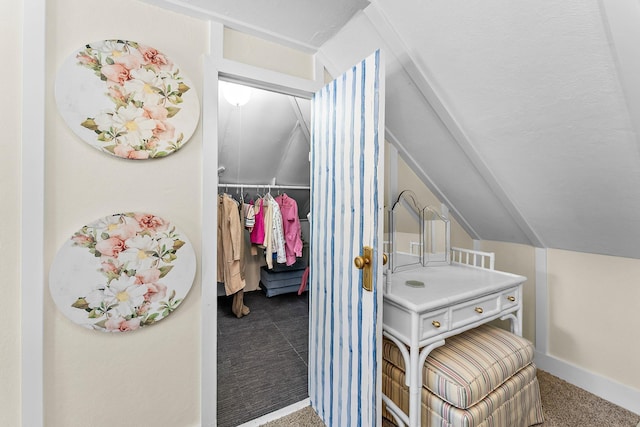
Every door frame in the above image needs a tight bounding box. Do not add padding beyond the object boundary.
[21,0,46,426]
[202,22,325,426]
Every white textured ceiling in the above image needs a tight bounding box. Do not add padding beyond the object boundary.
[141,0,369,50]
[145,0,640,259]
[218,83,311,212]
[372,0,640,258]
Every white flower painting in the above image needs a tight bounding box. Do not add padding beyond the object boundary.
[55,39,200,159]
[49,212,196,332]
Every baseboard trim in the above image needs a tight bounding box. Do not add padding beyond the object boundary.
[237,398,312,427]
[535,351,640,416]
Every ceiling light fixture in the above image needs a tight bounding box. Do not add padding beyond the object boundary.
[220,81,252,107]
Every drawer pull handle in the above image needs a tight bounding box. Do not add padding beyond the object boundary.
[432,320,441,328]
[475,307,484,314]
[507,296,516,302]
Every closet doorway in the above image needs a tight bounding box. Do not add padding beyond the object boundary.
[216,80,312,427]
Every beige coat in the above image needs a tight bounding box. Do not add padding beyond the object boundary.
[217,194,246,296]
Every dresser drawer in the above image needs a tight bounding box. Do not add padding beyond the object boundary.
[500,287,520,310]
[451,294,500,329]
[420,309,449,340]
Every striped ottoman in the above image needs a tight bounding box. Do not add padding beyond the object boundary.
[382,325,545,427]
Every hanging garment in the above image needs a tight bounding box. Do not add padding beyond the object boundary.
[262,199,274,268]
[238,199,247,282]
[235,200,250,316]
[217,194,246,296]
[265,193,286,265]
[298,266,310,295]
[243,202,255,231]
[249,198,265,245]
[275,193,303,266]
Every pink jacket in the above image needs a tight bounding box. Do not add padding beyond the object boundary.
[275,194,303,266]
[250,198,265,245]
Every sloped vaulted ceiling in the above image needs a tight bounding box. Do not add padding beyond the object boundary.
[361,0,640,259]
[142,0,640,259]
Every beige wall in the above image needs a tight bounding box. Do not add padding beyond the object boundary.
[547,249,640,390]
[43,1,207,426]
[477,241,537,344]
[8,2,319,426]
[1,0,23,426]
[224,28,314,79]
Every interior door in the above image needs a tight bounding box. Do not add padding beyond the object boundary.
[309,49,384,426]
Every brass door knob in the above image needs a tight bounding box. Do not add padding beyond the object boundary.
[355,246,374,292]
[475,307,484,314]
[354,256,370,269]
[382,253,388,265]
[507,296,516,302]
[432,320,441,328]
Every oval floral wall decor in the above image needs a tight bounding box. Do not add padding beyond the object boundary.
[55,40,200,159]
[49,212,196,332]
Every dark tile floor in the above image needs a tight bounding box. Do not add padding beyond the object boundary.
[217,290,309,427]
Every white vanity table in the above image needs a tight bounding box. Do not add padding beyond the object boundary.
[383,194,528,426]
[381,264,526,427]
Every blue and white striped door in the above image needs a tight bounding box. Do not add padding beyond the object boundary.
[309,50,384,426]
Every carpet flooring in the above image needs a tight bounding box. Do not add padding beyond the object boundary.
[217,291,639,427]
[536,370,639,427]
[217,290,309,427]
[262,369,640,427]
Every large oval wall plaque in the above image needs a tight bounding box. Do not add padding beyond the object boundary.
[49,212,196,332]
[55,39,200,159]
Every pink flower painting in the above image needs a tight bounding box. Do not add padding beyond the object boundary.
[49,212,196,333]
[55,40,200,160]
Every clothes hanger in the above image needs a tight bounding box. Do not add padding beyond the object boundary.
[241,186,249,203]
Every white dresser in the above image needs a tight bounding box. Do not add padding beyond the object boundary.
[382,264,526,427]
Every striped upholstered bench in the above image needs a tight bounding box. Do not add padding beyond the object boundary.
[382,324,545,426]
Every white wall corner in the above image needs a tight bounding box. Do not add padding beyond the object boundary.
[209,20,224,61]
[314,49,340,81]
[534,247,548,353]
[312,52,325,86]
[21,0,46,426]
[201,22,222,427]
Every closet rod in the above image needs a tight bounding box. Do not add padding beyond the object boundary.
[217,183,310,190]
